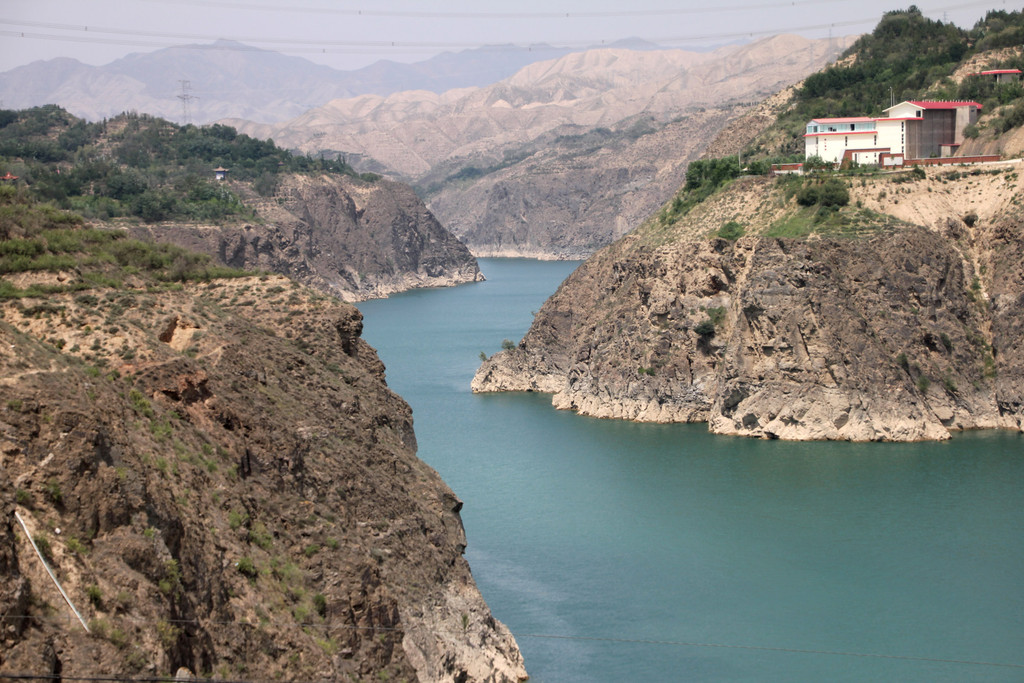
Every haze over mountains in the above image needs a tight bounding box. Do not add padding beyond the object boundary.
[0,38,656,124]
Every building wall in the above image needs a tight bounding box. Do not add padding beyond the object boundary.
[954,107,978,143]
[916,110,955,158]
[806,131,878,163]
[876,119,905,157]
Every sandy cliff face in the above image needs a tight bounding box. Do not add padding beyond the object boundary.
[131,174,483,302]
[473,169,1024,441]
[1,276,524,680]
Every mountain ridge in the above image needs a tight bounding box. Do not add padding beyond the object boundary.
[0,39,661,124]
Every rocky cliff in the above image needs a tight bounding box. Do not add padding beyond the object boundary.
[473,167,1024,441]
[130,173,483,302]
[1,270,525,679]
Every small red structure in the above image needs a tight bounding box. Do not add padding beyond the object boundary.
[967,69,1022,85]
[1,172,18,181]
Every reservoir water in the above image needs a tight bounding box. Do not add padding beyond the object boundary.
[358,258,1024,682]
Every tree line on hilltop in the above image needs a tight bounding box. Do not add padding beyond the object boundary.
[0,106,379,224]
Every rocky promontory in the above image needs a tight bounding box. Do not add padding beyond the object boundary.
[474,169,1024,441]
[132,173,484,302]
[1,263,524,679]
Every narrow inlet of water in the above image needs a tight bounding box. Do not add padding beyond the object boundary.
[358,258,1024,683]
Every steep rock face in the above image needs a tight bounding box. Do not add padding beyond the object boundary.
[132,174,483,301]
[427,111,737,260]
[474,172,1024,441]
[1,276,524,680]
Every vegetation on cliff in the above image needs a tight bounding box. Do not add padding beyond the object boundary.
[0,106,484,303]
[0,185,245,300]
[1,206,525,678]
[0,106,379,224]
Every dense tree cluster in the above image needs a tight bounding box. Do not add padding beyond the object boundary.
[0,107,369,223]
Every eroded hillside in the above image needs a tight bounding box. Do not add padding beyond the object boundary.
[473,165,1024,441]
[0,214,524,679]
[131,173,484,302]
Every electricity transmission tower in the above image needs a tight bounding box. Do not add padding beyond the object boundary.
[178,80,198,125]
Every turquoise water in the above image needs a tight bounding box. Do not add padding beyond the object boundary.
[358,259,1024,682]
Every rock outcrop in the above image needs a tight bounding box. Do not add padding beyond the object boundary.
[131,173,484,302]
[1,275,525,680]
[473,169,1024,441]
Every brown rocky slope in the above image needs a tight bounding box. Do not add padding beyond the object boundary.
[1,272,525,680]
[130,173,484,302]
[473,166,1024,441]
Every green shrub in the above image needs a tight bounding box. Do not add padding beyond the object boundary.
[33,534,54,564]
[796,184,819,206]
[248,521,273,550]
[228,508,249,530]
[817,180,850,207]
[717,221,745,240]
[237,557,257,578]
[44,479,63,504]
[694,319,716,337]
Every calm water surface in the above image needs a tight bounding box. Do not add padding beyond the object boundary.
[358,258,1024,682]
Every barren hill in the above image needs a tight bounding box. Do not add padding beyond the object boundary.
[226,34,854,258]
[0,40,579,125]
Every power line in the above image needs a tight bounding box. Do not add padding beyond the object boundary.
[132,0,998,20]
[0,0,999,57]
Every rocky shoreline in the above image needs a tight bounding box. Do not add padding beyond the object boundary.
[474,172,1024,442]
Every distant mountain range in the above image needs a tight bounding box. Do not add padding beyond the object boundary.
[224,34,853,257]
[0,38,665,124]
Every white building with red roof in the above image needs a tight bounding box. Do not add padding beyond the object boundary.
[805,100,982,166]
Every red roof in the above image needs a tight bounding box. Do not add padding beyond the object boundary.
[810,117,875,124]
[907,100,982,110]
[977,69,1022,75]
[1,172,17,181]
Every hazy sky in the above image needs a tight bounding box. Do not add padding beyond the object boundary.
[0,0,1011,73]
